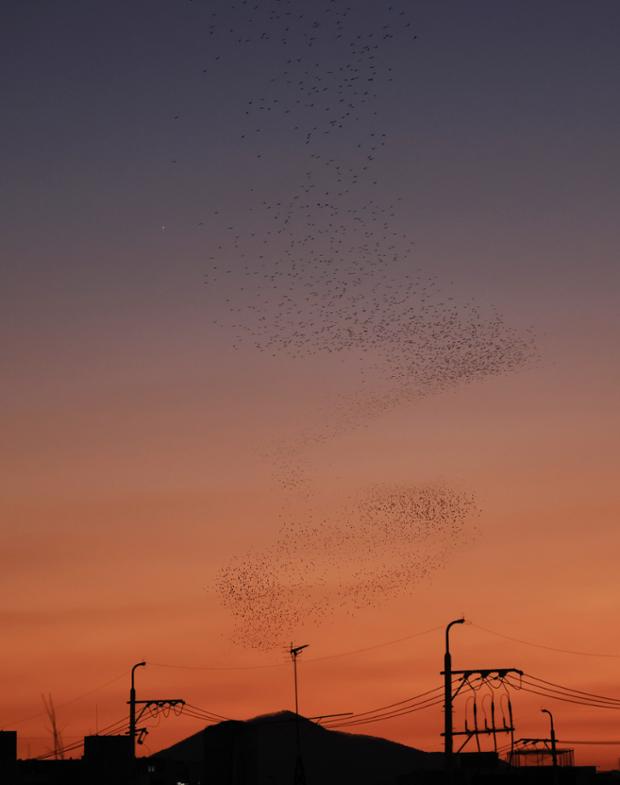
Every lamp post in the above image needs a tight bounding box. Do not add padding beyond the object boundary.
[444,618,465,759]
[290,644,308,785]
[129,662,146,760]
[541,708,558,768]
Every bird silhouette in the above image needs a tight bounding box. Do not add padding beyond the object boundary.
[163,0,536,648]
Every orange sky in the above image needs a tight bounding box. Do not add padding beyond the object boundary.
[3,320,619,765]
[2,0,620,771]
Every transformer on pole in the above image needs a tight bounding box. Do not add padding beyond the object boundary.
[441,620,522,761]
[127,662,184,763]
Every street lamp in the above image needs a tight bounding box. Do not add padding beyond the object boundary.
[289,644,308,785]
[129,662,146,760]
[541,708,558,768]
[444,618,465,758]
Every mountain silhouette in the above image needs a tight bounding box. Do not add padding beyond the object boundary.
[153,710,443,784]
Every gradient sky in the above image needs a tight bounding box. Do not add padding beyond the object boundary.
[2,0,620,769]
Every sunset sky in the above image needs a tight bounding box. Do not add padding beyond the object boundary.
[2,0,619,769]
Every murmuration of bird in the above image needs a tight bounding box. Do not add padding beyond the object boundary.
[188,0,535,410]
[164,1,536,643]
[216,484,480,649]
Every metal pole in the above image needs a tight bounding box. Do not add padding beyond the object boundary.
[293,651,301,772]
[444,618,465,759]
[129,662,146,760]
[289,644,308,785]
[542,709,557,768]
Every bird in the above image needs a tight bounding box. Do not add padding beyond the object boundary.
[157,0,536,648]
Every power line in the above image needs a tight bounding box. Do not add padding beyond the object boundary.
[511,674,620,707]
[472,624,620,659]
[322,684,452,729]
[323,684,446,723]
[149,659,286,672]
[183,703,232,722]
[2,669,129,729]
[524,673,620,705]
[180,708,223,724]
[305,626,442,664]
[149,625,442,672]
[326,696,445,729]
[325,697,442,728]
[557,741,620,746]
[34,716,130,760]
[505,677,620,711]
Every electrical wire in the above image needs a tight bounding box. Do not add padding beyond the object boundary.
[323,683,446,724]
[100,719,131,735]
[471,624,620,659]
[34,714,131,761]
[505,678,620,711]
[36,739,85,760]
[511,675,620,708]
[149,659,286,672]
[524,673,620,705]
[181,708,222,724]
[326,696,445,729]
[304,626,442,664]
[557,740,620,745]
[184,702,232,721]
[35,720,129,761]
[325,698,441,728]
[149,625,442,672]
[322,684,452,729]
[3,669,129,729]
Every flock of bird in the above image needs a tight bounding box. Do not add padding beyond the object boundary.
[216,484,479,649]
[170,1,536,646]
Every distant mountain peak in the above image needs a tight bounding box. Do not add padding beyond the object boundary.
[246,709,321,726]
[154,708,435,785]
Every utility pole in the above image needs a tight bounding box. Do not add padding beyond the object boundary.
[441,621,522,762]
[542,709,558,768]
[127,661,185,777]
[289,643,309,785]
[129,662,146,760]
[443,617,465,760]
[515,710,565,779]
